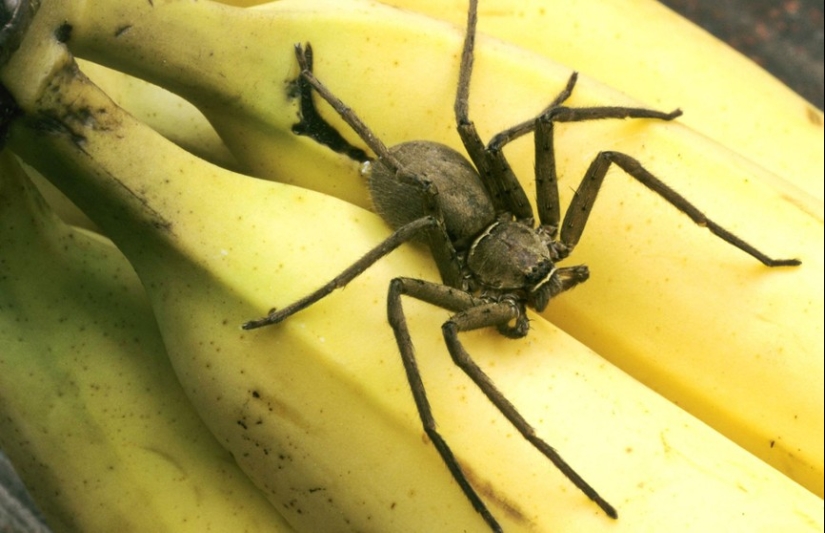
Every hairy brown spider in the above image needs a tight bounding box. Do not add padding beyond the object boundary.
[244,0,800,530]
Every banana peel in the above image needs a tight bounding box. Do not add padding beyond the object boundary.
[25,58,239,233]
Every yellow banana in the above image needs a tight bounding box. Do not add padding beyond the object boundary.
[0,152,296,532]
[63,0,825,236]
[211,0,825,202]
[76,58,238,170]
[52,0,824,496]
[2,4,824,531]
[372,0,825,202]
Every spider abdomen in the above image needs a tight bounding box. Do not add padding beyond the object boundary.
[365,141,496,250]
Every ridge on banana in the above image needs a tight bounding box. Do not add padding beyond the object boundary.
[53,0,823,496]
[1,2,823,531]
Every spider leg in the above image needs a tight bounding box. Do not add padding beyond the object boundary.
[291,43,370,163]
[492,102,682,157]
[560,150,801,266]
[486,71,579,151]
[388,278,617,530]
[243,216,445,330]
[388,277,510,532]
[441,303,618,520]
[454,0,533,222]
[534,116,562,237]
[529,104,681,238]
[544,104,682,124]
[294,43,404,173]
[293,43,468,287]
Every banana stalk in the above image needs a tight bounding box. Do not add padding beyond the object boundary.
[26,58,238,233]
[76,58,238,171]
[48,0,824,495]
[0,151,296,532]
[2,5,824,531]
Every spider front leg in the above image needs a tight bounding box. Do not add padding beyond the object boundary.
[290,42,468,289]
[486,71,579,151]
[530,100,799,266]
[532,105,682,243]
[388,278,617,532]
[291,43,370,163]
[242,216,445,329]
[453,0,533,222]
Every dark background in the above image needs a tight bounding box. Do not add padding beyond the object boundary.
[660,0,824,109]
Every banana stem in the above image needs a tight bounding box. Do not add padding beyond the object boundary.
[0,8,229,262]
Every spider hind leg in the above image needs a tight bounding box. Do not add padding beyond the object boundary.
[387,277,617,531]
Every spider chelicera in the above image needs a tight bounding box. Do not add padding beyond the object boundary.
[244,0,800,530]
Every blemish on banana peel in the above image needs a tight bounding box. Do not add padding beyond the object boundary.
[806,106,823,127]
[659,430,673,454]
[29,112,87,148]
[33,63,117,145]
[246,388,311,431]
[140,446,187,478]
[114,25,133,38]
[461,462,530,526]
[780,189,824,224]
[54,23,73,44]
[28,62,174,232]
[289,44,369,163]
[0,85,21,139]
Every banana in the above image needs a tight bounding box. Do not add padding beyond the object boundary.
[3,4,824,531]
[372,0,825,202]
[49,0,824,496]
[21,157,98,232]
[76,58,238,171]
[211,0,825,202]
[24,59,237,232]
[69,0,825,233]
[0,149,296,532]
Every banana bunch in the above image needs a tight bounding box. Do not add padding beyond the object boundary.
[0,152,297,532]
[53,0,824,495]
[1,0,823,532]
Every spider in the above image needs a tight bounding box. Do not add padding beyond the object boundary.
[244,0,800,530]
